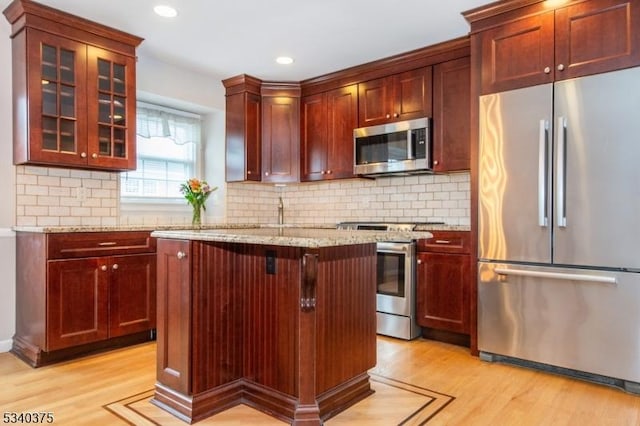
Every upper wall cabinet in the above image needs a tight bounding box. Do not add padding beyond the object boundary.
[357,67,433,127]
[3,0,143,171]
[301,85,357,181]
[432,57,470,172]
[472,0,640,94]
[223,75,262,182]
[261,83,301,183]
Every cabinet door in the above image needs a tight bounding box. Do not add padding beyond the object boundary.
[300,92,328,181]
[325,85,358,180]
[554,0,640,81]
[47,258,109,351]
[358,77,391,127]
[395,67,432,122]
[433,57,470,172]
[109,254,156,337]
[262,96,300,183]
[416,252,470,334]
[24,29,88,167]
[226,92,261,182]
[86,46,137,170]
[156,239,191,394]
[479,12,555,94]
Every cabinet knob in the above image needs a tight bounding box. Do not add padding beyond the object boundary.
[385,113,391,119]
[557,64,565,71]
[177,251,187,260]
[326,170,332,174]
[433,160,439,166]
[80,152,87,158]
[100,265,107,271]
[544,66,551,74]
[91,153,98,159]
[265,172,270,176]
[417,259,422,265]
[247,170,252,175]
[393,113,399,118]
[320,170,326,175]
[112,263,119,270]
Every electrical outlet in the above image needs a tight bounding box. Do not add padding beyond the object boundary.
[266,250,276,275]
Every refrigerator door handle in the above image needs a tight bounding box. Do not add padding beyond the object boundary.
[494,267,616,284]
[538,120,549,227]
[556,117,568,227]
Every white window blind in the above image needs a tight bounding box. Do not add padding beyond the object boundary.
[121,102,202,203]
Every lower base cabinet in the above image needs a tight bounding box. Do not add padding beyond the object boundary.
[13,231,156,367]
[416,231,471,335]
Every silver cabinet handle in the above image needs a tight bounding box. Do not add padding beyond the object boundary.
[112,264,119,270]
[176,251,187,260]
[100,265,107,271]
[538,119,549,227]
[434,240,450,244]
[494,268,616,284]
[556,117,567,228]
[98,242,117,246]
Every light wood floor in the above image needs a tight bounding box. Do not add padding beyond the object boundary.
[2,337,639,425]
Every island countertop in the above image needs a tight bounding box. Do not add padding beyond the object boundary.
[150,227,433,248]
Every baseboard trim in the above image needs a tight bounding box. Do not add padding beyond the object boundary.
[0,338,13,353]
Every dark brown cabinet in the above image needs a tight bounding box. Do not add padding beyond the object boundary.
[3,0,142,171]
[13,231,156,367]
[432,57,471,172]
[477,0,640,94]
[416,231,471,335]
[223,75,262,182]
[156,238,191,394]
[301,85,357,181]
[261,83,301,183]
[358,67,432,127]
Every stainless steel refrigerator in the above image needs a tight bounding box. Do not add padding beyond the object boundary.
[478,66,640,392]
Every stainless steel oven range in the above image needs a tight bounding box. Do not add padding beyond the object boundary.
[337,222,441,340]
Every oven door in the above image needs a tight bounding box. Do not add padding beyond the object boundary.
[376,241,415,317]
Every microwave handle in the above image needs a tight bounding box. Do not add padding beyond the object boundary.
[408,129,415,159]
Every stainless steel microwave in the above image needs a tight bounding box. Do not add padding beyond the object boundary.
[353,117,431,176]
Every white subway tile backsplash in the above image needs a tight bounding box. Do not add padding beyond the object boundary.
[15,165,118,226]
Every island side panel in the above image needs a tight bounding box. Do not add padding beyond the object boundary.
[315,243,377,394]
[155,238,192,395]
[240,244,301,396]
[191,242,244,393]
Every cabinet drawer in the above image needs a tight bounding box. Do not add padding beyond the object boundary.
[417,231,470,254]
[47,231,156,259]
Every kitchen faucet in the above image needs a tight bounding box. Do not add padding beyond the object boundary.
[278,196,284,225]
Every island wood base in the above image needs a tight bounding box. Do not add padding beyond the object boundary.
[154,239,377,424]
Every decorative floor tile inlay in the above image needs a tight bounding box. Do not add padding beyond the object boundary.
[104,374,455,425]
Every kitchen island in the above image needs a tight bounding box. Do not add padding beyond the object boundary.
[150,227,422,425]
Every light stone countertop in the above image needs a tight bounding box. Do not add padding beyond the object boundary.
[150,227,435,248]
[13,223,469,234]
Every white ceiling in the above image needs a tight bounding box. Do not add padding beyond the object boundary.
[6,0,488,82]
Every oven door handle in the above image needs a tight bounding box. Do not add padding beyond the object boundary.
[377,246,412,254]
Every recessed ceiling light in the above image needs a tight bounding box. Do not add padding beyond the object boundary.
[276,56,294,65]
[154,5,178,18]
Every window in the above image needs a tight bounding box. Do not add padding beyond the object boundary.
[121,102,202,204]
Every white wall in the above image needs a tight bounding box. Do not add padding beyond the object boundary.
[0,1,16,352]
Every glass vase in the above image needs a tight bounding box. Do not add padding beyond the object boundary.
[192,204,202,227]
